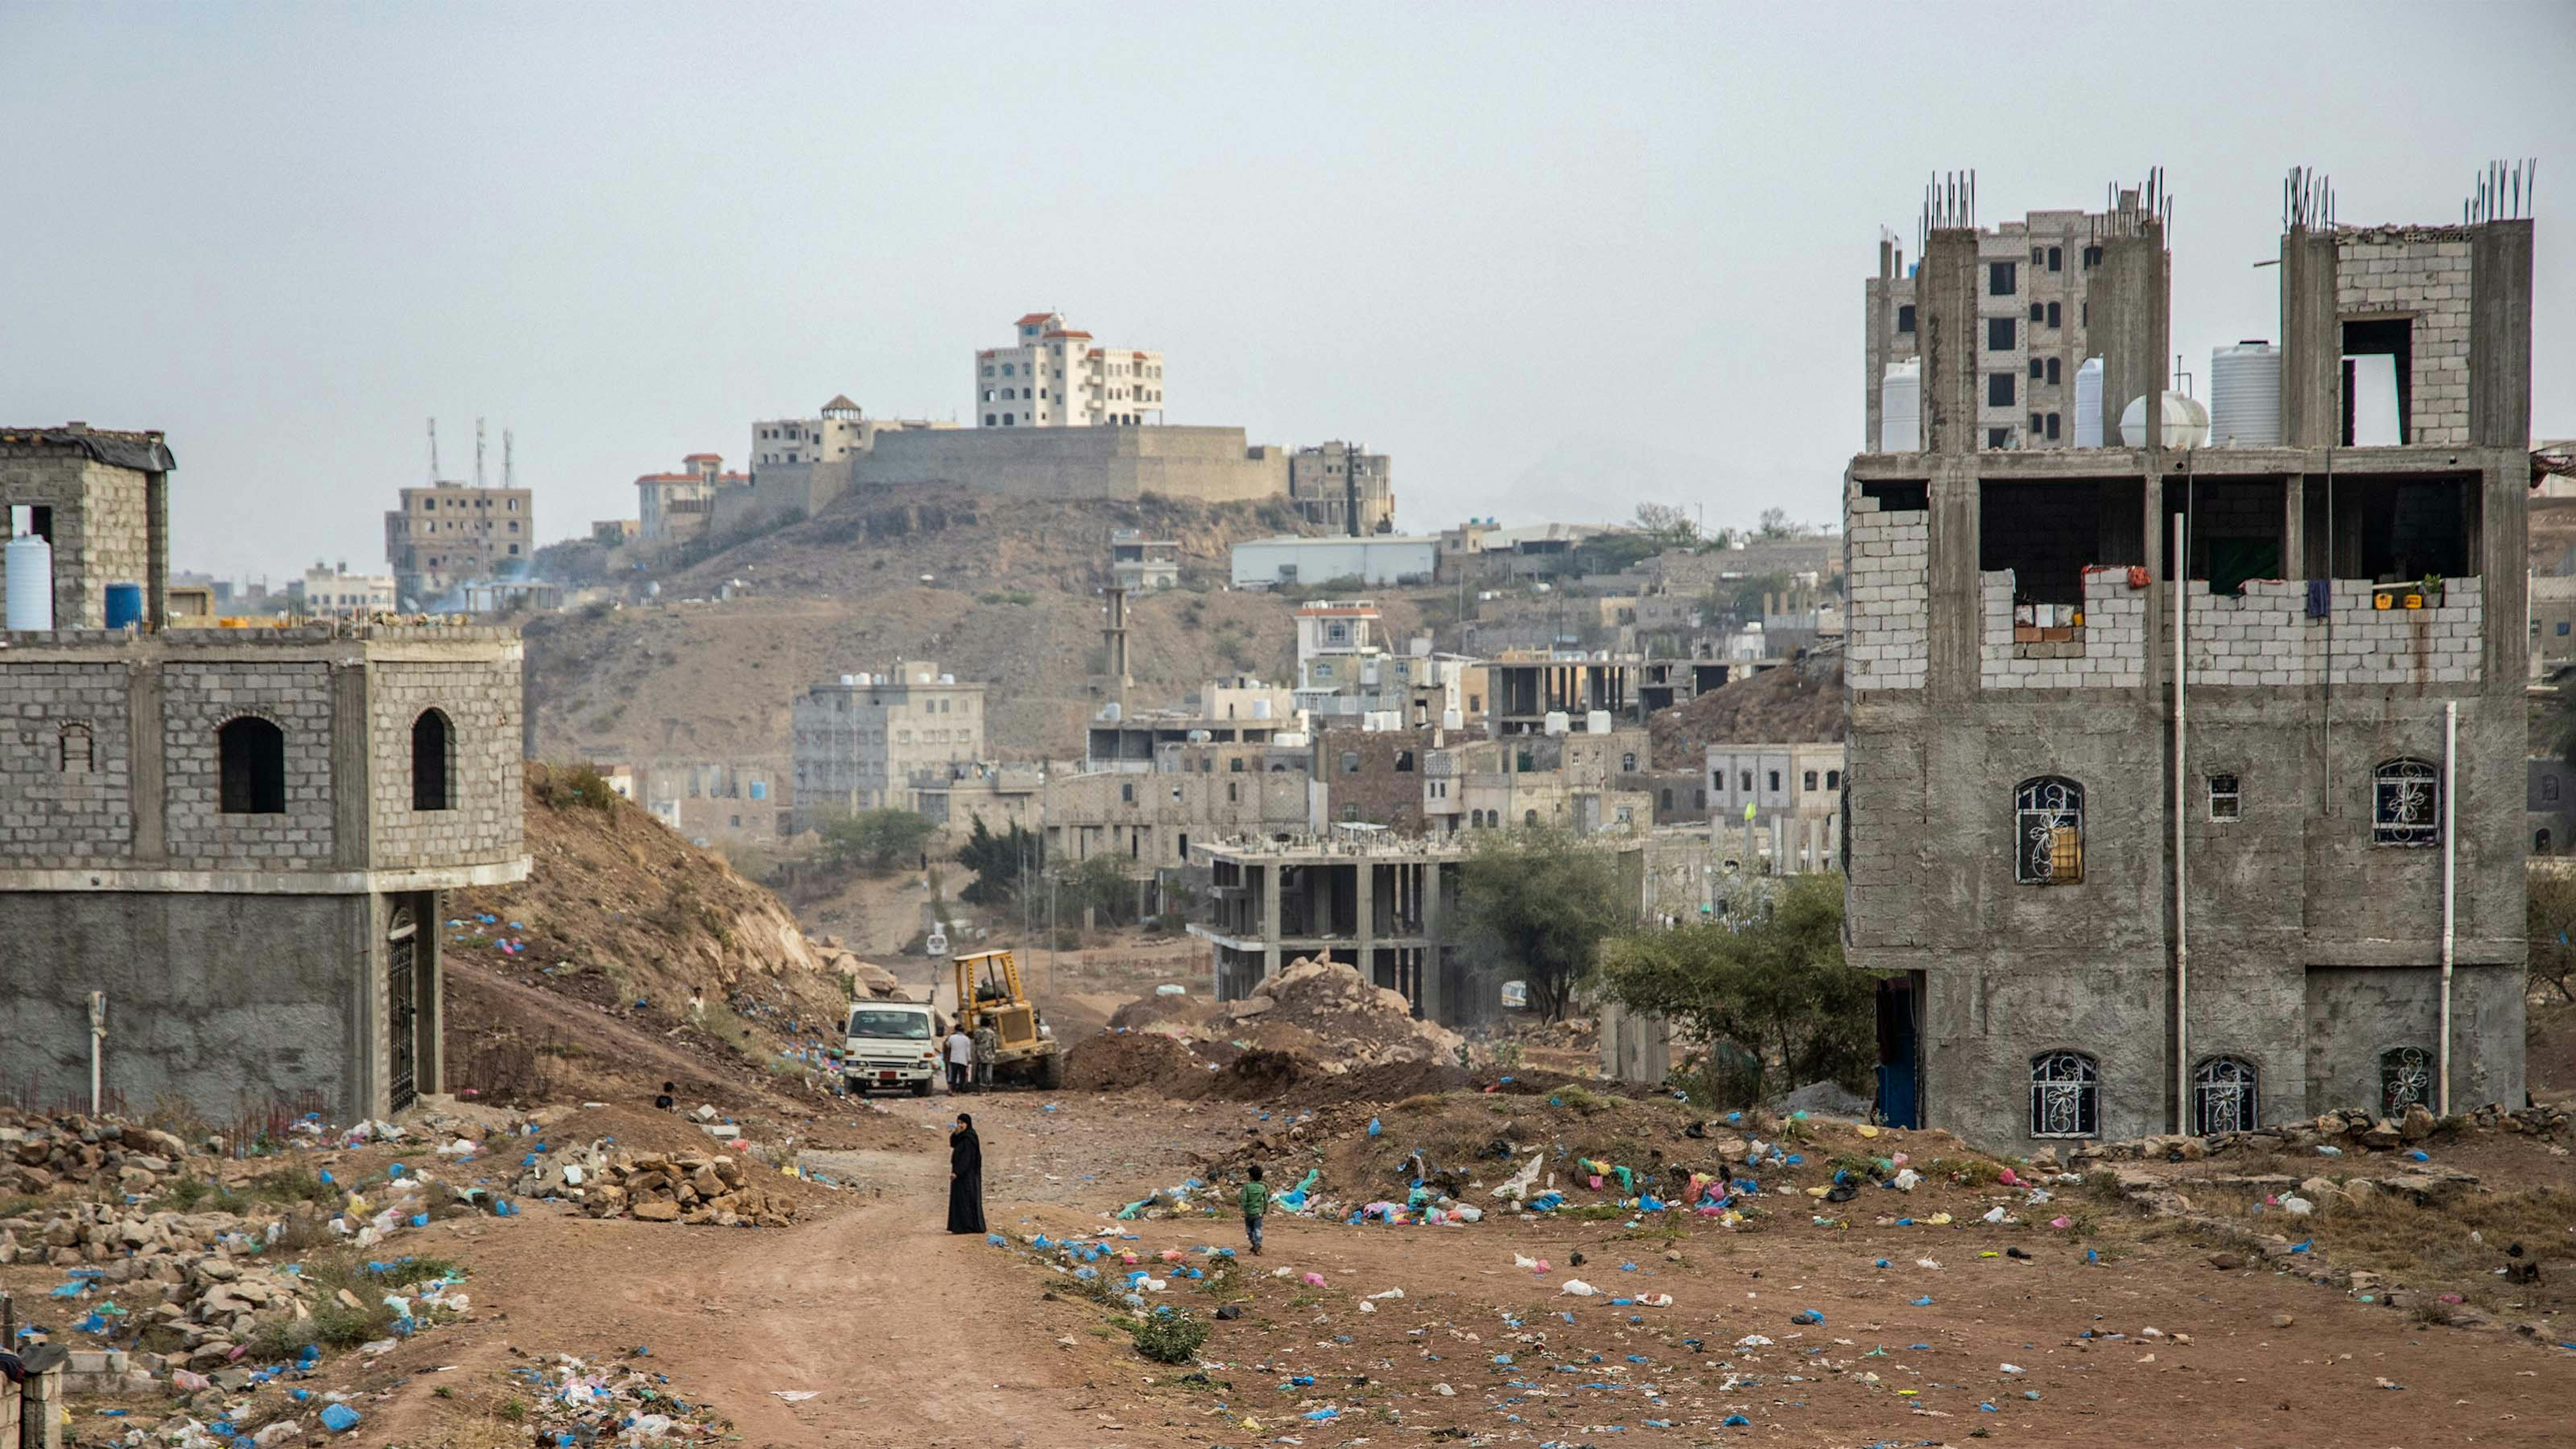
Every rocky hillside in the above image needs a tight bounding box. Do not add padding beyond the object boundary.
[1649,649,1845,768]
[451,767,853,1036]
[523,485,1424,766]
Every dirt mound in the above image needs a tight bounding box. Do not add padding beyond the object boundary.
[1220,957,1465,1068]
[1106,990,1221,1036]
[1064,1032,1204,1094]
[1650,650,1844,767]
[452,769,850,1035]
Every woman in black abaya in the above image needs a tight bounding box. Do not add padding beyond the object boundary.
[947,1112,985,1234]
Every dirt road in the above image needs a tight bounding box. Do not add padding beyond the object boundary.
[349,1087,2571,1448]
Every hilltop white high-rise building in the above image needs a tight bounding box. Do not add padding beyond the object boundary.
[975,311,1163,428]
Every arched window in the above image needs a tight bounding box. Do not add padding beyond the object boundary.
[1621,752,1637,773]
[2014,776,2083,884]
[2379,1046,2432,1115]
[411,709,453,812]
[2371,758,2439,847]
[2029,1051,2099,1138]
[2538,828,2554,854]
[1524,809,1539,828]
[58,722,93,774]
[2193,1056,2258,1135]
[217,716,286,815]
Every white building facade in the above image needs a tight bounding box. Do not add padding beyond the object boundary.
[975,312,1164,428]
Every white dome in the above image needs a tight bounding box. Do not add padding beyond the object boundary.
[2118,391,2211,450]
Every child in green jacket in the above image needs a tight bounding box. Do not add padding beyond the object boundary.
[1240,1164,1269,1255]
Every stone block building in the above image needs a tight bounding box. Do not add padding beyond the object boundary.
[1843,173,2531,1150]
[0,425,527,1122]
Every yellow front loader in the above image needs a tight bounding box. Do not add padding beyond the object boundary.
[952,949,1065,1089]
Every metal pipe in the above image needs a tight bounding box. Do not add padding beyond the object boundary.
[2440,699,2457,1114]
[2172,508,2190,1133]
[89,990,107,1115]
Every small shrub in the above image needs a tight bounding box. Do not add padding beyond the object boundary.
[143,1091,213,1143]
[1127,1311,1211,1364]
[497,1396,529,1424]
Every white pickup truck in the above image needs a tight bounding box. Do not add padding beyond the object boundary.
[841,1001,941,1096]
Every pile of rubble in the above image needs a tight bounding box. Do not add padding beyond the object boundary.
[513,1140,798,1226]
[2,1186,468,1377]
[2070,1100,2568,1164]
[511,1350,732,1444]
[810,935,905,998]
[0,1113,201,1195]
[1217,957,1465,1069]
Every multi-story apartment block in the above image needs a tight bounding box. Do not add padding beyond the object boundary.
[1864,197,2127,455]
[1292,599,1477,729]
[384,479,533,603]
[296,562,397,616]
[1110,529,1181,591]
[789,662,987,828]
[635,453,748,545]
[975,312,1163,428]
[1844,169,2532,1150]
[1288,440,1395,536]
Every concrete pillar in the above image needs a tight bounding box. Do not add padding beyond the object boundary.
[1926,456,1983,701]
[1916,228,1981,457]
[1260,862,1281,982]
[2469,219,2534,450]
[1420,860,1448,1023]
[2092,229,2171,451]
[143,471,168,631]
[329,663,371,871]
[1353,859,1375,985]
[126,662,164,863]
[2278,229,2340,448]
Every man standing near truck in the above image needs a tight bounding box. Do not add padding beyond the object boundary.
[972,1020,998,1090]
[944,1023,974,1094]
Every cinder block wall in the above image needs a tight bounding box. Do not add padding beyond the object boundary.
[369,658,525,869]
[162,662,338,869]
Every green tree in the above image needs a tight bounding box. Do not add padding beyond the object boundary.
[956,817,1041,907]
[1457,825,1630,1020]
[1632,502,1699,548]
[1594,874,1874,1103]
[820,808,934,874]
[1048,854,1142,929]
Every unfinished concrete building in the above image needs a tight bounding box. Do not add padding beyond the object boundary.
[0,425,528,1121]
[1845,169,2532,1149]
[1194,833,1467,1016]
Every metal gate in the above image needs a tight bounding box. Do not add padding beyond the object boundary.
[388,907,418,1112]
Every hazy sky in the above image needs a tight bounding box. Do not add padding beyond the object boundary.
[5,3,2571,580]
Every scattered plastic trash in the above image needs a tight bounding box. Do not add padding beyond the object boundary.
[319,1403,362,1434]
[1559,1279,1598,1296]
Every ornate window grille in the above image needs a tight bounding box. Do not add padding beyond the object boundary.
[2193,1056,2258,1135]
[2014,777,2083,884]
[2029,1051,2099,1138]
[2371,759,2440,847]
[2379,1046,2432,1115]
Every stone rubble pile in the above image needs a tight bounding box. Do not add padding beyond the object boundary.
[2069,1100,2566,1164]
[512,1139,797,1226]
[0,1113,201,1196]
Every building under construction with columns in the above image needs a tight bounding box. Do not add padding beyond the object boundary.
[1844,166,2533,1150]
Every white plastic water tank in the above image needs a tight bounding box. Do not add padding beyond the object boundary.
[939,673,955,684]
[2118,391,2212,450]
[1252,698,1273,719]
[1878,359,1922,452]
[1543,711,1570,736]
[1187,729,1211,743]
[840,674,857,686]
[2073,358,2105,448]
[5,532,54,630]
[1586,709,1613,734]
[2208,342,2281,447]
[1441,708,1463,730]
[1102,701,1123,722]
